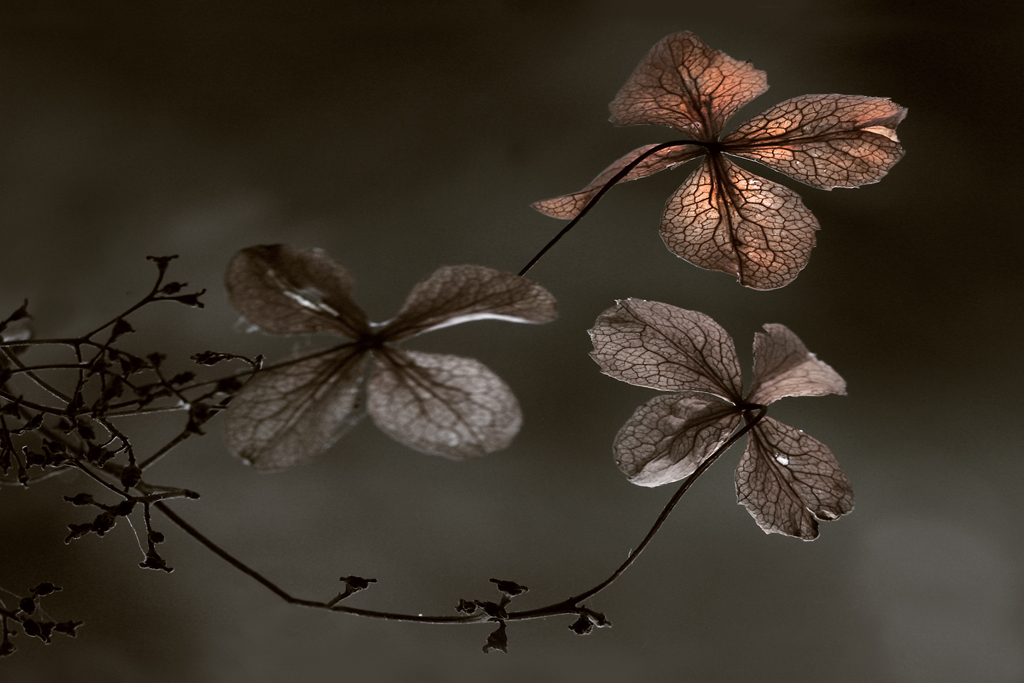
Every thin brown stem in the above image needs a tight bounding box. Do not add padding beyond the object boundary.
[518,140,696,277]
[508,404,766,618]
[153,404,767,626]
[152,501,484,623]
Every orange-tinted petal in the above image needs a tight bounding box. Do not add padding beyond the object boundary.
[531,143,702,220]
[661,156,819,290]
[609,31,768,140]
[722,94,906,189]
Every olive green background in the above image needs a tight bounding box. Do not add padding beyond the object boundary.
[2,2,1021,681]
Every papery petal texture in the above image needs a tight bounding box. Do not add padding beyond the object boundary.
[589,298,852,538]
[226,245,370,338]
[609,31,768,138]
[224,246,558,468]
[589,299,743,400]
[661,157,819,290]
[614,392,741,486]
[367,349,521,459]
[530,32,906,292]
[735,417,854,540]
[746,324,846,405]
[225,346,368,470]
[531,143,702,220]
[722,94,906,190]
[382,265,557,340]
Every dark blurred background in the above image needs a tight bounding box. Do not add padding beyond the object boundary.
[1,1,1021,681]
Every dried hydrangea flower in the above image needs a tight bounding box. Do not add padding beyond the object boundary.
[590,298,853,539]
[224,244,557,470]
[534,31,906,290]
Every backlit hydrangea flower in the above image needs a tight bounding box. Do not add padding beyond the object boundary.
[534,31,906,290]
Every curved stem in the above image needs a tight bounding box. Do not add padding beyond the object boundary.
[1,347,73,406]
[0,337,102,349]
[518,140,697,277]
[152,500,484,624]
[153,404,767,626]
[508,403,766,619]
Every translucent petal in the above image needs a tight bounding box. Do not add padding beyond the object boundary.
[746,324,846,405]
[531,143,702,220]
[735,417,854,540]
[367,349,521,459]
[661,156,819,290]
[225,245,370,338]
[589,298,743,401]
[609,31,769,139]
[722,94,907,189]
[225,346,368,470]
[614,392,741,487]
[381,265,556,340]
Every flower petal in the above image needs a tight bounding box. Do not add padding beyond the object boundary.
[735,417,854,540]
[225,346,368,471]
[367,349,521,459]
[614,392,741,487]
[721,94,907,189]
[589,299,743,401]
[746,324,846,405]
[225,244,370,338]
[531,143,703,220]
[609,31,768,139]
[661,156,819,290]
[380,265,557,340]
